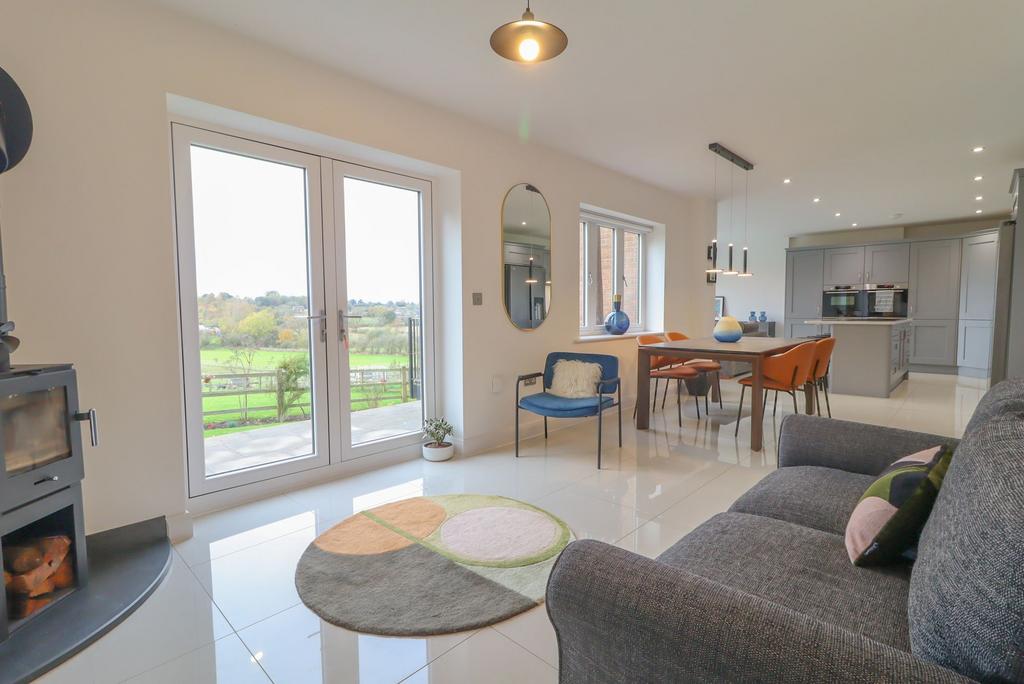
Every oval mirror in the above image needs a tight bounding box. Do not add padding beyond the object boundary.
[501,184,551,330]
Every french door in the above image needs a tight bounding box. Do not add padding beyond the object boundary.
[172,126,431,497]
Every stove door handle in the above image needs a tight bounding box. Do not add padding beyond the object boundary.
[73,408,99,447]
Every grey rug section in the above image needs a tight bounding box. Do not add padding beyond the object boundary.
[295,542,537,636]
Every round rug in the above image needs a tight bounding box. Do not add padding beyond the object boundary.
[294,494,573,636]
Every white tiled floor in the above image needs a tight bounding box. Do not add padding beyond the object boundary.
[37,372,984,683]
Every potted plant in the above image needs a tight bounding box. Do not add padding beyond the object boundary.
[422,417,455,462]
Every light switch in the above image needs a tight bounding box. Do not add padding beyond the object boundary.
[472,292,483,306]
[491,375,504,394]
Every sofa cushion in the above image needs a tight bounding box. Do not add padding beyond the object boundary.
[663,509,913,651]
[549,359,602,398]
[845,446,952,567]
[909,411,1024,681]
[658,512,913,650]
[729,466,874,535]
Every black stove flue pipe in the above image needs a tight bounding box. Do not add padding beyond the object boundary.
[0,66,34,372]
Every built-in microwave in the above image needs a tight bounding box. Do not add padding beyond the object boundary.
[822,288,865,318]
[863,285,909,318]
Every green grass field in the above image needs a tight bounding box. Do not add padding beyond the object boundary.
[200,347,406,372]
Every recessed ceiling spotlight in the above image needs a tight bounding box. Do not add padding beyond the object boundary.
[521,221,527,225]
[834,212,841,217]
[974,175,983,181]
[812,197,820,203]
[975,196,983,201]
[852,223,858,227]
[976,209,983,214]
[783,178,791,184]
[972,146,984,153]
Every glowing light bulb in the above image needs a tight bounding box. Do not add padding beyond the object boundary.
[518,38,540,61]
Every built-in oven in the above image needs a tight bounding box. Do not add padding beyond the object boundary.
[822,288,865,319]
[863,285,909,318]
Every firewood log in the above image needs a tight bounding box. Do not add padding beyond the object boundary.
[6,594,52,620]
[50,555,75,590]
[3,545,44,574]
[4,537,72,596]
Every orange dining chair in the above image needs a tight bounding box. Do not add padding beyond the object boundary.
[734,341,817,436]
[665,331,724,412]
[809,336,837,418]
[635,334,701,425]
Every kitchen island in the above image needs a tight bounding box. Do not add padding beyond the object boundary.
[804,319,911,398]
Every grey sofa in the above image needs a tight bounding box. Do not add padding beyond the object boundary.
[546,379,1024,683]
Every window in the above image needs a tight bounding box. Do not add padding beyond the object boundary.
[579,209,650,334]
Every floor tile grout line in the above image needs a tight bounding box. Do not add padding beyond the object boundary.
[396,628,556,683]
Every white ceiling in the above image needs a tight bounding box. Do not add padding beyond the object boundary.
[149,0,1024,235]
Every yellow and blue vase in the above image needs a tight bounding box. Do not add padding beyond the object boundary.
[713,315,743,343]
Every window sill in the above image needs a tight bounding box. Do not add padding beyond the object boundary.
[575,330,657,344]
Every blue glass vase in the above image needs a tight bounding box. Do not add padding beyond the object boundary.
[748,311,757,322]
[604,301,630,335]
[759,311,768,322]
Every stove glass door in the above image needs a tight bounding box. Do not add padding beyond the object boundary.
[0,387,72,477]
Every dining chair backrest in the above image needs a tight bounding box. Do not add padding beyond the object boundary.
[665,331,689,342]
[637,334,672,369]
[762,341,817,388]
[811,337,837,380]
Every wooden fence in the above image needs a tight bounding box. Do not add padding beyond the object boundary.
[201,367,413,422]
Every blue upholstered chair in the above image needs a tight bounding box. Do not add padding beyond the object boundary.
[515,352,621,469]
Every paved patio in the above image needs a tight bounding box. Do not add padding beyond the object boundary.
[204,401,423,476]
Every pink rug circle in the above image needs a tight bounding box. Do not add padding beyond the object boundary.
[438,506,560,563]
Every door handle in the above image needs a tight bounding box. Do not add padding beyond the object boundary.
[301,310,328,342]
[339,313,363,344]
[73,408,99,447]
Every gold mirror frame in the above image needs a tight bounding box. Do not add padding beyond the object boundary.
[501,183,552,331]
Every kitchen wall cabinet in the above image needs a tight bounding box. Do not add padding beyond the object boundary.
[909,320,958,366]
[865,243,910,285]
[909,239,961,320]
[958,319,994,371]
[823,247,865,287]
[959,233,998,321]
[785,249,824,319]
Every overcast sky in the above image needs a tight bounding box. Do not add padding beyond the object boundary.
[190,146,420,305]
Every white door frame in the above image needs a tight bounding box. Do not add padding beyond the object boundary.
[328,160,435,461]
[171,124,331,497]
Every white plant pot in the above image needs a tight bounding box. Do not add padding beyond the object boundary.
[422,442,454,462]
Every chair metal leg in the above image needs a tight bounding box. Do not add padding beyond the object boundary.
[694,395,701,420]
[617,390,623,448]
[705,393,709,415]
[716,372,724,409]
[823,378,832,418]
[544,416,548,439]
[661,378,670,410]
[791,390,798,414]
[735,384,746,436]
[813,383,822,416]
[773,390,779,417]
[676,380,682,427]
[652,378,660,412]
[515,406,520,458]
[597,404,603,469]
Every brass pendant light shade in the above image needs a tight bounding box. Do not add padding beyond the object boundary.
[490,2,567,63]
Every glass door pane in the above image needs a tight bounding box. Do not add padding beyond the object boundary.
[173,125,329,496]
[336,169,426,448]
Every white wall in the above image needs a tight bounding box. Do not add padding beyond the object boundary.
[0,0,713,533]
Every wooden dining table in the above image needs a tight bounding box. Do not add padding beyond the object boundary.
[636,336,815,451]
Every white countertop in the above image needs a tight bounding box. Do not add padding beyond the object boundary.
[804,318,912,326]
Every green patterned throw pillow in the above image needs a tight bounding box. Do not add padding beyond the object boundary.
[845,445,953,566]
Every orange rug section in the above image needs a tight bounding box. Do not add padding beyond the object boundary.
[313,497,446,555]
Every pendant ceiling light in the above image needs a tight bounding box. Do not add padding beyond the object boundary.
[490,1,568,63]
[707,143,755,278]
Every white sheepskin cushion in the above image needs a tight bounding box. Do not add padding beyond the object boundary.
[549,360,603,398]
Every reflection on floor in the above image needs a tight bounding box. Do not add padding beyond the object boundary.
[205,401,423,476]
[38,373,984,683]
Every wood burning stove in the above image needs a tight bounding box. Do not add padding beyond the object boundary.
[0,365,95,641]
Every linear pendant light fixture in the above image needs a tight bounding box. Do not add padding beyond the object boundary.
[707,142,755,278]
[491,1,568,63]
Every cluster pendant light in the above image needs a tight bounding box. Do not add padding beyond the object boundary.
[490,1,568,63]
[706,143,754,278]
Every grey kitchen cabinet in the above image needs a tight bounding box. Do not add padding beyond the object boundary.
[909,239,961,320]
[865,243,910,285]
[958,319,994,370]
[823,246,865,288]
[959,233,998,321]
[785,249,824,319]
[909,319,958,366]
[785,321,821,338]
